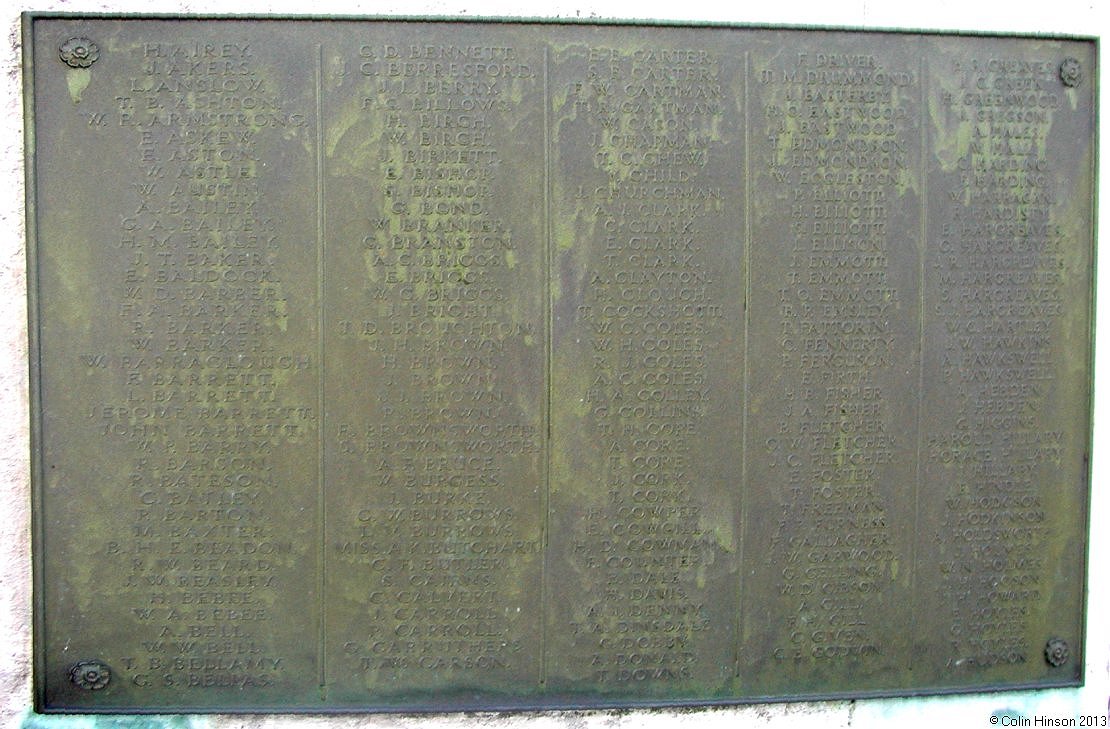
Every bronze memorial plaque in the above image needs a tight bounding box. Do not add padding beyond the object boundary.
[25,13,1096,713]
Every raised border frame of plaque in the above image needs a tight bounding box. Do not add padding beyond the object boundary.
[25,12,1097,713]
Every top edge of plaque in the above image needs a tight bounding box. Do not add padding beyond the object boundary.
[19,11,1102,42]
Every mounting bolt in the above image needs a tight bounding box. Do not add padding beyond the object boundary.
[59,37,99,68]
[68,660,111,690]
[1044,638,1069,667]
[1059,58,1082,87]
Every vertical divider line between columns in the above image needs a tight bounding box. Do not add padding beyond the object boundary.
[910,54,927,669]
[734,50,751,681]
[540,42,552,688]
[316,42,327,694]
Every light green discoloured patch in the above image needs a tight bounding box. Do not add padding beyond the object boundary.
[324,86,369,162]
[65,68,90,103]
[891,77,919,198]
[1065,87,1080,112]
[711,520,736,554]
[21,710,204,729]
[928,85,974,174]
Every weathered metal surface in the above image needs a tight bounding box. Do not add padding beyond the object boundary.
[25,14,1096,713]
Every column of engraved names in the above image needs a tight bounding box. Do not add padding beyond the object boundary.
[99,38,318,699]
[921,52,1086,676]
[325,34,545,696]
[742,45,919,689]
[548,40,743,694]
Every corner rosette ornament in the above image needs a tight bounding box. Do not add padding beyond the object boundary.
[68,660,111,690]
[1044,638,1069,667]
[1059,57,1082,87]
[59,37,99,68]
